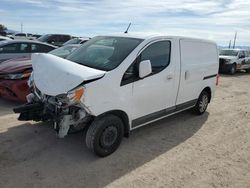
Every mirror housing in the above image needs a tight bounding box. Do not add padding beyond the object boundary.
[139,60,152,78]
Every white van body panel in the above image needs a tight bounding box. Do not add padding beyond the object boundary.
[177,39,218,104]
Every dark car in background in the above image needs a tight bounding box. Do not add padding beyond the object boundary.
[0,40,56,63]
[37,34,72,47]
[0,44,81,102]
[63,37,90,46]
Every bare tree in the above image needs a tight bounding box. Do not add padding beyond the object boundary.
[0,24,7,32]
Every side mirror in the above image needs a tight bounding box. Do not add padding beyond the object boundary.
[139,60,152,78]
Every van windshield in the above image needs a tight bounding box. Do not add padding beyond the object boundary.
[219,50,239,56]
[66,36,143,71]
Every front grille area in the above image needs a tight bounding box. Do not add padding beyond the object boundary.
[219,59,225,66]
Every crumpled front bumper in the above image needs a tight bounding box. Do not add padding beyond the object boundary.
[13,102,46,121]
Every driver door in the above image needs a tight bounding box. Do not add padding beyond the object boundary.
[122,40,178,128]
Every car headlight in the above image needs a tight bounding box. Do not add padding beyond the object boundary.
[4,72,31,80]
[67,86,85,103]
[27,72,34,87]
[224,59,231,64]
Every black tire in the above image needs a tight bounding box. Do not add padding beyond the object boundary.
[86,114,124,157]
[229,64,236,75]
[193,90,209,115]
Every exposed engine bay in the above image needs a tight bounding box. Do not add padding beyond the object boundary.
[14,85,92,138]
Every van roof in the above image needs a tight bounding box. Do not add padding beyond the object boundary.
[99,33,216,44]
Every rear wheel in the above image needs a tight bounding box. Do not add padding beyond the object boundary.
[86,114,124,157]
[229,64,236,75]
[193,91,209,115]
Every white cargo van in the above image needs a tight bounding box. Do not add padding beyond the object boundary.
[14,35,219,157]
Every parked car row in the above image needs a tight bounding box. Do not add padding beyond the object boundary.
[9,33,37,40]
[1,32,90,47]
[0,36,12,41]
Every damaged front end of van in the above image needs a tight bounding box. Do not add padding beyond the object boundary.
[13,53,105,138]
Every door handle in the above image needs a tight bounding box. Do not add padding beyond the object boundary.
[166,75,173,80]
[185,71,190,80]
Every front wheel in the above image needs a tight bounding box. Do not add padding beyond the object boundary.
[86,114,124,157]
[193,91,209,115]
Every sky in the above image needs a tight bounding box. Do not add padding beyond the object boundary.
[0,0,250,46]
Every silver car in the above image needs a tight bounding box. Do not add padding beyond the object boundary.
[0,40,56,63]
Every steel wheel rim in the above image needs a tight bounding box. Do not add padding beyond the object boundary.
[100,126,118,148]
[199,95,208,112]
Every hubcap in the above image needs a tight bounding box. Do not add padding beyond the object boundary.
[100,126,118,148]
[199,95,208,112]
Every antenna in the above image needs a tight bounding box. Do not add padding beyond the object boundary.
[233,31,237,49]
[124,23,131,34]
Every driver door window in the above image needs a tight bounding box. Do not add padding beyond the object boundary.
[122,40,171,85]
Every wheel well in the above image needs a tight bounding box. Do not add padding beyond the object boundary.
[202,87,212,103]
[100,110,130,138]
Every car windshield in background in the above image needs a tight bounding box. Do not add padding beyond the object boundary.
[64,38,82,45]
[37,34,52,42]
[220,50,239,56]
[49,45,79,58]
[66,36,143,71]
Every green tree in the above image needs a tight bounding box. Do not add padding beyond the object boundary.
[0,24,7,32]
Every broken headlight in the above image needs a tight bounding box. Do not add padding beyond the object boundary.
[67,86,85,103]
[4,72,31,80]
[56,86,85,106]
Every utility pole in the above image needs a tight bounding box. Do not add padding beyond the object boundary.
[229,40,231,49]
[21,23,23,33]
[233,31,237,49]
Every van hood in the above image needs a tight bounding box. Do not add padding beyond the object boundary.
[32,53,105,96]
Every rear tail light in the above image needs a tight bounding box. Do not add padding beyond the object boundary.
[216,74,219,86]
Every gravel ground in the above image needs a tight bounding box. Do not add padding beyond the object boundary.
[0,73,249,188]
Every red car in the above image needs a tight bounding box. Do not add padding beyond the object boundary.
[0,44,81,102]
[0,57,32,102]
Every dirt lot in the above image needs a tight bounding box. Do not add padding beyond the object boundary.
[0,73,249,188]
